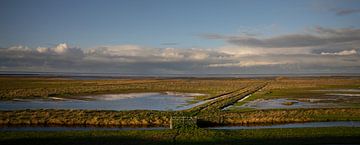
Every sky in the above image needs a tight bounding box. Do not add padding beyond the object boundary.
[0,0,360,75]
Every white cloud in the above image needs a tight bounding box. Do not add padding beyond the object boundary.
[35,43,82,55]
[218,46,314,56]
[87,45,217,62]
[8,45,30,51]
[321,49,357,56]
[188,50,209,60]
[218,46,260,56]
[208,60,291,67]
[88,45,158,58]
[161,48,184,59]
[36,47,49,53]
[52,43,69,54]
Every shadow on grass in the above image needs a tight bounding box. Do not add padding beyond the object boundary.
[2,127,360,145]
[1,136,360,145]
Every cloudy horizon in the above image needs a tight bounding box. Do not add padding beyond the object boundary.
[1,0,360,75]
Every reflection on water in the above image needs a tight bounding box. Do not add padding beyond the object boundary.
[327,93,360,97]
[227,98,333,110]
[209,121,360,130]
[176,96,221,110]
[0,93,202,111]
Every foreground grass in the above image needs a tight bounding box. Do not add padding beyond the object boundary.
[1,108,360,126]
[1,127,360,145]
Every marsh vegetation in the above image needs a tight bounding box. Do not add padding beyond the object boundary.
[1,76,360,144]
[1,76,360,127]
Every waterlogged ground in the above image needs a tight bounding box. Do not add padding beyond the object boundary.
[227,98,336,110]
[0,92,205,111]
[226,88,360,110]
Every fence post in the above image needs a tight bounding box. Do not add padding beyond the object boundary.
[170,117,173,129]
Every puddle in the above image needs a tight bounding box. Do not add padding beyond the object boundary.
[164,92,206,97]
[208,121,360,130]
[81,93,161,100]
[0,92,205,111]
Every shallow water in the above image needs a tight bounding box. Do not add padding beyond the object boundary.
[227,98,333,110]
[0,126,167,131]
[208,121,360,130]
[176,95,222,110]
[314,89,360,93]
[327,93,360,97]
[0,93,202,111]
[1,121,359,131]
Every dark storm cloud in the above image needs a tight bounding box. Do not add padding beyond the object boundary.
[160,42,178,46]
[331,8,360,16]
[200,33,227,40]
[202,27,360,48]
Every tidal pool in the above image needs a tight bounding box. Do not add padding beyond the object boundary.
[0,92,203,111]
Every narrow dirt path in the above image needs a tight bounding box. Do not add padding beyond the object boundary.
[186,82,269,116]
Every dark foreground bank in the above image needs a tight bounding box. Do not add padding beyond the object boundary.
[1,127,360,145]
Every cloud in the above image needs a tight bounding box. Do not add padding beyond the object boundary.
[1,42,359,74]
[331,8,360,16]
[200,33,227,40]
[161,42,178,45]
[1,27,360,74]
[0,43,229,74]
[321,49,358,56]
[36,47,49,53]
[86,45,223,63]
[8,45,31,51]
[52,43,69,54]
[201,27,360,48]
[208,61,290,67]
[35,43,84,57]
